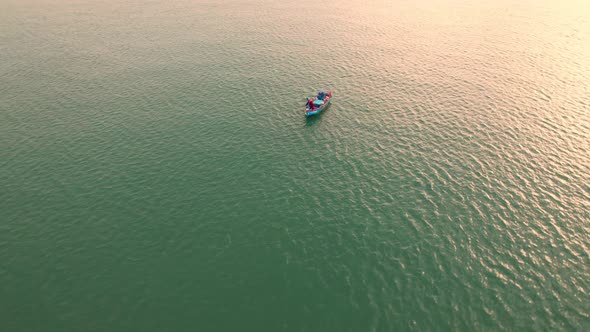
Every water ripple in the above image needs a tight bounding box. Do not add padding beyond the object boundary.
[2,0,590,331]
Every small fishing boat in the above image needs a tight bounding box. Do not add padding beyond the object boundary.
[305,91,332,117]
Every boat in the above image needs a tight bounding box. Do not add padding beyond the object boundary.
[305,91,332,117]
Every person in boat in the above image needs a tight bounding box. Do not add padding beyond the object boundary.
[317,91,325,100]
[306,98,314,110]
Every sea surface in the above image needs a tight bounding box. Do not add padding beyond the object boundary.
[1,0,589,331]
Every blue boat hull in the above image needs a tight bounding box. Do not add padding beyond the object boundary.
[305,98,331,117]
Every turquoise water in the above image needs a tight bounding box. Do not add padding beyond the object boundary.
[1,0,589,330]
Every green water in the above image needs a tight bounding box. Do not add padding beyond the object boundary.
[1,0,589,330]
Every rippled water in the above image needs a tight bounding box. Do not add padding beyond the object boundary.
[1,0,589,330]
